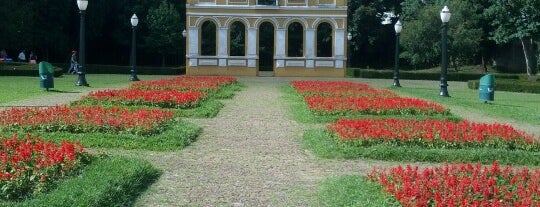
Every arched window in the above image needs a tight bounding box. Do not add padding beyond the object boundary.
[316,22,333,57]
[287,22,303,57]
[229,21,246,56]
[201,21,216,56]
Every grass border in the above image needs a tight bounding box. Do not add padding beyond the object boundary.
[1,120,201,151]
[1,156,161,207]
[317,175,400,207]
[303,129,540,166]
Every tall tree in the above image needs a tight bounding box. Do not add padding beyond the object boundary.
[400,0,483,70]
[145,0,184,66]
[485,0,540,77]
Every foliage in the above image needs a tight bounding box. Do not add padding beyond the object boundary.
[485,0,540,76]
[145,0,184,66]
[468,79,540,94]
[302,129,540,165]
[400,0,483,69]
[0,156,161,207]
[0,106,174,136]
[368,162,540,206]
[329,118,537,151]
[317,175,400,207]
[347,68,521,81]
[0,134,89,201]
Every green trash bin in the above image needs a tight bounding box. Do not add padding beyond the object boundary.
[479,74,494,102]
[39,61,54,90]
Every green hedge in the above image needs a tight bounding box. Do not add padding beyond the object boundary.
[54,63,185,75]
[348,69,520,82]
[468,78,540,93]
[0,62,63,77]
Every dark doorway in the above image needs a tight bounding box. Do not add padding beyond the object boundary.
[258,22,275,71]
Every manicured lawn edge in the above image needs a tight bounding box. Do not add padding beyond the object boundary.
[317,175,399,207]
[303,129,540,166]
[2,156,161,207]
[2,120,201,151]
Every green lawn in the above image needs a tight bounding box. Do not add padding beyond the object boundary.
[358,79,540,125]
[0,74,176,104]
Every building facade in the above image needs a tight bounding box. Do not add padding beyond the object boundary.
[185,0,348,77]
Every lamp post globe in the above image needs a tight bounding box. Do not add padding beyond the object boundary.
[130,13,140,81]
[393,20,402,87]
[76,0,89,86]
[439,6,451,97]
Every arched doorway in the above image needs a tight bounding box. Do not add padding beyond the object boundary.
[258,22,275,73]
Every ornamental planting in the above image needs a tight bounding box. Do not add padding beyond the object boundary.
[0,134,87,200]
[0,105,174,136]
[131,76,237,91]
[368,162,540,207]
[80,89,206,108]
[291,80,449,115]
[328,118,536,150]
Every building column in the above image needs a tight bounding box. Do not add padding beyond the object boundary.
[247,27,258,68]
[275,28,286,68]
[188,27,199,67]
[334,28,345,69]
[218,27,228,67]
[305,28,316,68]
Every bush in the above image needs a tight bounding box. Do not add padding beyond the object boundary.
[52,63,185,75]
[348,69,521,82]
[0,62,63,77]
[468,79,540,94]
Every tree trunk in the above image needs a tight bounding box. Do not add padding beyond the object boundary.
[520,37,537,78]
[481,55,488,73]
[161,55,166,67]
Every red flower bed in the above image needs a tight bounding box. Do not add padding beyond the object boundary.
[328,118,536,150]
[131,76,236,91]
[0,106,173,135]
[81,89,206,108]
[305,96,448,115]
[291,80,397,97]
[368,162,540,207]
[0,134,87,200]
[291,80,448,115]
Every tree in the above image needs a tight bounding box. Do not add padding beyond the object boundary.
[485,0,540,78]
[145,0,184,66]
[400,0,483,70]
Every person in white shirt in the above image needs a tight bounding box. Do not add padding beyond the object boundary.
[18,50,26,62]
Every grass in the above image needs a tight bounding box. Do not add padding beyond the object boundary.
[303,129,540,166]
[0,120,201,151]
[387,80,540,126]
[0,74,176,104]
[1,156,161,207]
[316,175,399,207]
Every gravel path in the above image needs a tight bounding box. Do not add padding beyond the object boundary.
[134,77,388,206]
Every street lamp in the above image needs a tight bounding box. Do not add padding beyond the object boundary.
[182,29,187,66]
[439,5,451,97]
[393,20,402,87]
[129,14,140,81]
[76,0,89,86]
[347,32,352,69]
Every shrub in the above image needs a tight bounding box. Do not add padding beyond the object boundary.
[468,79,540,94]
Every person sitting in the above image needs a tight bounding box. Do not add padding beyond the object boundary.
[67,50,79,74]
[29,51,37,64]
[18,50,26,62]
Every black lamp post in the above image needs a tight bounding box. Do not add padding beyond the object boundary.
[182,29,187,66]
[393,20,402,87]
[130,14,140,81]
[76,0,89,86]
[439,6,451,97]
[347,32,352,69]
